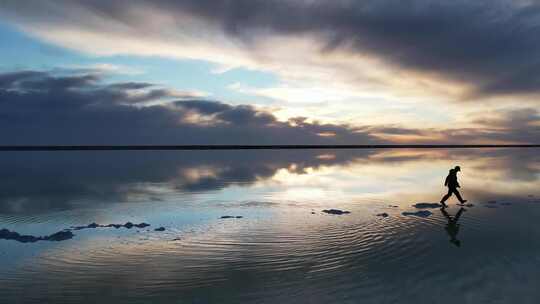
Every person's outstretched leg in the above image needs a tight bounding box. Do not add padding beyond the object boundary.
[453,188,466,203]
[440,188,452,206]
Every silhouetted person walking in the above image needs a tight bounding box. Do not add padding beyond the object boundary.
[440,207,465,247]
[440,166,467,207]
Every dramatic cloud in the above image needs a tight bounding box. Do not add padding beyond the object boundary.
[2,0,540,100]
[0,70,383,145]
[0,70,538,146]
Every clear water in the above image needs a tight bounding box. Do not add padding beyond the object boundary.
[0,149,539,304]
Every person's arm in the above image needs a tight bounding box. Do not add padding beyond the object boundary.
[444,175,449,186]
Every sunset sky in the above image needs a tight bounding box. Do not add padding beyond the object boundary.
[1,0,539,145]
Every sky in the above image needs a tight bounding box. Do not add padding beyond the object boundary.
[0,0,539,145]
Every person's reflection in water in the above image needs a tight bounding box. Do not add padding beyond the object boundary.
[440,207,465,247]
[440,166,467,208]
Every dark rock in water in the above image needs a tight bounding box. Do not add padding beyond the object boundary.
[220,215,243,219]
[105,224,122,229]
[376,213,389,218]
[73,222,150,230]
[172,237,182,241]
[3,221,151,244]
[1,228,74,243]
[402,210,433,218]
[311,212,316,214]
[0,229,40,243]
[0,229,18,239]
[322,209,351,215]
[413,203,442,209]
[44,230,75,242]
[388,205,399,208]
[154,227,166,232]
[72,222,99,230]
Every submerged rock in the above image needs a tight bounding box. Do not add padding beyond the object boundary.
[388,205,399,208]
[402,210,433,218]
[154,227,166,232]
[17,235,41,243]
[413,203,442,209]
[322,209,351,215]
[220,216,243,219]
[376,213,389,218]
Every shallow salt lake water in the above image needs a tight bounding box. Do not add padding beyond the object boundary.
[1,148,540,304]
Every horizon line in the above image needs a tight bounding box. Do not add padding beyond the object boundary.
[1,144,540,151]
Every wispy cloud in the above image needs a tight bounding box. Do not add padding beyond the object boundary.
[4,0,540,102]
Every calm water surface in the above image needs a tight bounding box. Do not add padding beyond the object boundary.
[0,149,539,303]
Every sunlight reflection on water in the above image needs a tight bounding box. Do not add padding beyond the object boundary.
[1,149,540,303]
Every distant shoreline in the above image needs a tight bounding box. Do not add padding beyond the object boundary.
[0,144,539,151]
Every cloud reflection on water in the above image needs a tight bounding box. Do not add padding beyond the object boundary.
[1,149,540,303]
[0,148,539,214]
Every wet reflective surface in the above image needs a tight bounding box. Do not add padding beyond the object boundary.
[1,149,540,303]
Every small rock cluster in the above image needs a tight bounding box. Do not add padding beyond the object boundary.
[0,228,74,243]
[322,209,351,215]
[1,222,165,244]
[71,222,150,230]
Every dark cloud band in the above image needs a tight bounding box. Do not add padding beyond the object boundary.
[0,70,382,145]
